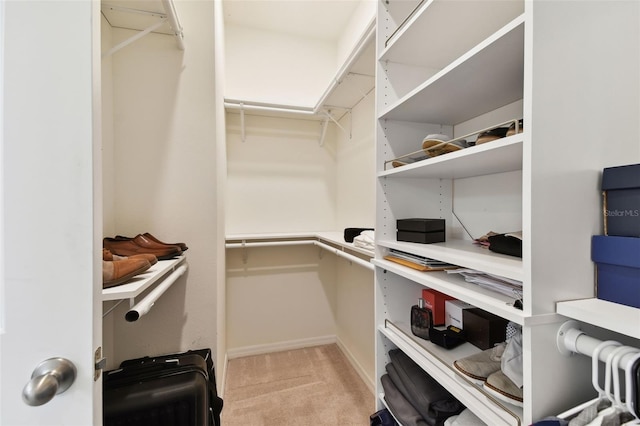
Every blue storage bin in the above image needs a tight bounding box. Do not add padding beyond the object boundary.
[602,163,640,237]
[592,235,640,308]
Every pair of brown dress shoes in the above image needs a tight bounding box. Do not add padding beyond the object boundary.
[102,233,188,288]
[103,233,187,261]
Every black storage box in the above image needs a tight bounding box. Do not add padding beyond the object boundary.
[397,218,445,244]
[462,308,508,350]
[602,163,640,237]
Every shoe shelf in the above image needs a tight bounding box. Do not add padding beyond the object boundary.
[102,255,187,302]
[378,320,523,426]
[556,298,640,340]
[378,15,524,125]
[379,133,523,179]
[373,258,525,325]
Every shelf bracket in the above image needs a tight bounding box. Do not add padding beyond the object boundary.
[103,18,168,58]
[241,239,248,264]
[319,116,329,147]
[240,103,246,142]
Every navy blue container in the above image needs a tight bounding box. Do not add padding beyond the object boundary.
[592,235,640,308]
[602,163,640,237]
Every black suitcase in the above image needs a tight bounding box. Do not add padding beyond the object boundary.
[104,348,223,426]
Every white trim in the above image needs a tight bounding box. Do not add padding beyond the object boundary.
[335,336,375,395]
[226,335,337,359]
[0,0,5,335]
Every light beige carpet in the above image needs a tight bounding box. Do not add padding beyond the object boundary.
[222,344,375,425]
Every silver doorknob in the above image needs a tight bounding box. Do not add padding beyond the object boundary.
[22,358,77,406]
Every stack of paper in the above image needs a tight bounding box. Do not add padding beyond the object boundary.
[384,249,459,271]
[446,268,523,298]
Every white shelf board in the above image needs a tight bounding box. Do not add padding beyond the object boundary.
[381,1,524,70]
[379,16,524,125]
[102,256,186,301]
[377,238,523,282]
[373,258,526,325]
[380,136,523,179]
[556,298,640,340]
[379,321,523,426]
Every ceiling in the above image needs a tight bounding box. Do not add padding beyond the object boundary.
[222,0,363,42]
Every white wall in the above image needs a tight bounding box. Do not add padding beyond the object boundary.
[226,245,337,354]
[225,114,338,234]
[102,0,219,367]
[224,23,337,107]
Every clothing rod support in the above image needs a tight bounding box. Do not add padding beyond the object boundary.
[161,0,185,50]
[557,320,640,366]
[103,18,168,58]
[240,103,246,143]
[125,264,188,322]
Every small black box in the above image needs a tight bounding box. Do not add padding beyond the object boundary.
[397,218,445,233]
[462,308,508,350]
[397,218,445,244]
[397,230,445,244]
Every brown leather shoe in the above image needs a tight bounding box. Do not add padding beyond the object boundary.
[143,232,188,252]
[115,233,187,252]
[102,248,158,265]
[103,237,181,260]
[103,258,151,289]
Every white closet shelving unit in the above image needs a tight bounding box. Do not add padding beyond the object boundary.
[374,1,640,425]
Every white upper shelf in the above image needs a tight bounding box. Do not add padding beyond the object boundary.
[379,15,524,125]
[380,0,524,70]
[101,0,184,52]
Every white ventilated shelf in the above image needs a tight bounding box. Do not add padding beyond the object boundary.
[556,298,640,340]
[102,255,187,301]
[377,239,523,282]
[380,136,523,179]
[379,320,522,426]
[226,231,374,258]
[379,16,524,125]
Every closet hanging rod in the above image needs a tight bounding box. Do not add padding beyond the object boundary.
[125,264,188,322]
[224,100,316,116]
[225,239,374,271]
[557,320,640,366]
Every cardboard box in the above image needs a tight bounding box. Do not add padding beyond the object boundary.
[445,299,474,329]
[462,308,508,350]
[592,235,640,309]
[397,218,446,244]
[421,289,455,326]
[602,163,640,237]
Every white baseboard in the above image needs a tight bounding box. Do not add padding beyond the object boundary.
[335,336,375,395]
[226,335,337,359]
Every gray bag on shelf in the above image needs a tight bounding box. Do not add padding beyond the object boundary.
[388,349,464,425]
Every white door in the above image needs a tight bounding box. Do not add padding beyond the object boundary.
[0,0,102,424]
